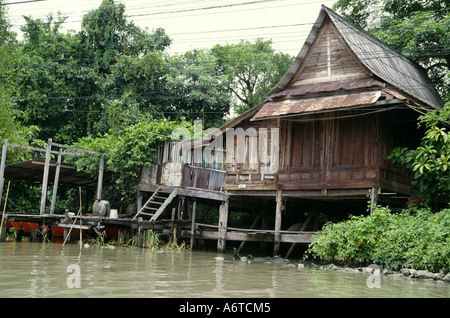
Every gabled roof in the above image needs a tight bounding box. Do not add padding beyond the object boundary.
[267,5,444,111]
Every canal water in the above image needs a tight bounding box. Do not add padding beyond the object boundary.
[0,241,448,298]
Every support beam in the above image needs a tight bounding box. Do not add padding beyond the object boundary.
[273,189,283,256]
[96,156,104,201]
[137,190,143,214]
[285,212,314,258]
[237,199,268,254]
[370,187,379,214]
[40,138,52,215]
[190,200,197,249]
[50,148,62,214]
[0,139,7,206]
[217,201,229,253]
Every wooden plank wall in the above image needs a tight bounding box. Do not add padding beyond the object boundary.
[278,111,378,192]
[225,119,279,191]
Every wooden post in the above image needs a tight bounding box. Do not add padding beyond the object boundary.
[50,148,62,214]
[190,200,197,249]
[40,138,52,215]
[217,201,229,253]
[0,214,7,242]
[0,139,7,206]
[273,189,283,256]
[370,187,378,214]
[96,156,104,201]
[137,217,143,248]
[137,190,143,214]
[177,196,185,220]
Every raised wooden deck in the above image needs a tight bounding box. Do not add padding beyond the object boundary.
[2,212,317,248]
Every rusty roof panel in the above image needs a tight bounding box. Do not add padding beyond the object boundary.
[3,159,98,189]
[253,91,383,120]
[269,78,385,99]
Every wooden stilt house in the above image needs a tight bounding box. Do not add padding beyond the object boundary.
[137,6,444,256]
[221,5,443,205]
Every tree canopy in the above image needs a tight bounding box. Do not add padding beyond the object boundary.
[0,0,294,211]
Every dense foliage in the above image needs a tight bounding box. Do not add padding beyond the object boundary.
[0,0,292,212]
[389,103,450,209]
[73,120,194,202]
[306,206,450,273]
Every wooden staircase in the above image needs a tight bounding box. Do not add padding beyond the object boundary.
[133,186,178,221]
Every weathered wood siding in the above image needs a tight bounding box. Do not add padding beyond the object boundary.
[291,17,370,87]
[224,119,279,191]
[278,111,378,192]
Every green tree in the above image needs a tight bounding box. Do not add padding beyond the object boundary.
[164,49,231,128]
[0,0,37,161]
[15,0,172,144]
[79,0,171,72]
[16,13,96,144]
[212,39,293,114]
[388,103,450,209]
[74,120,194,205]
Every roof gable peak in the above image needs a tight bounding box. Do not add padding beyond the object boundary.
[267,5,444,111]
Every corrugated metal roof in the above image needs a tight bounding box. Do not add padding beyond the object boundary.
[3,159,98,189]
[267,6,444,111]
[253,91,385,120]
[323,6,444,111]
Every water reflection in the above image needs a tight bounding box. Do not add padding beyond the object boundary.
[0,241,448,298]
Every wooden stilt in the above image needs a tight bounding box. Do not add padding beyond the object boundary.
[0,139,7,206]
[273,189,283,256]
[137,217,143,248]
[137,190,143,214]
[96,156,104,201]
[190,200,197,249]
[370,187,379,214]
[217,201,229,253]
[40,138,52,215]
[50,148,62,214]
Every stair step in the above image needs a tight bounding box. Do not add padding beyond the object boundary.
[144,207,159,211]
[137,211,154,216]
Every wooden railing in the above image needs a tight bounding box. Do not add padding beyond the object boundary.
[140,163,226,192]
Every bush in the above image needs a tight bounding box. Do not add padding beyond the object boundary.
[305,206,450,273]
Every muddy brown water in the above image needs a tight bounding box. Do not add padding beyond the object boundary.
[0,241,448,298]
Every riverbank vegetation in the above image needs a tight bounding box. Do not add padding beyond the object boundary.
[305,206,450,273]
[85,229,187,251]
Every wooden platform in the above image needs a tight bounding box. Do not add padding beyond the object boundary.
[2,212,317,245]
